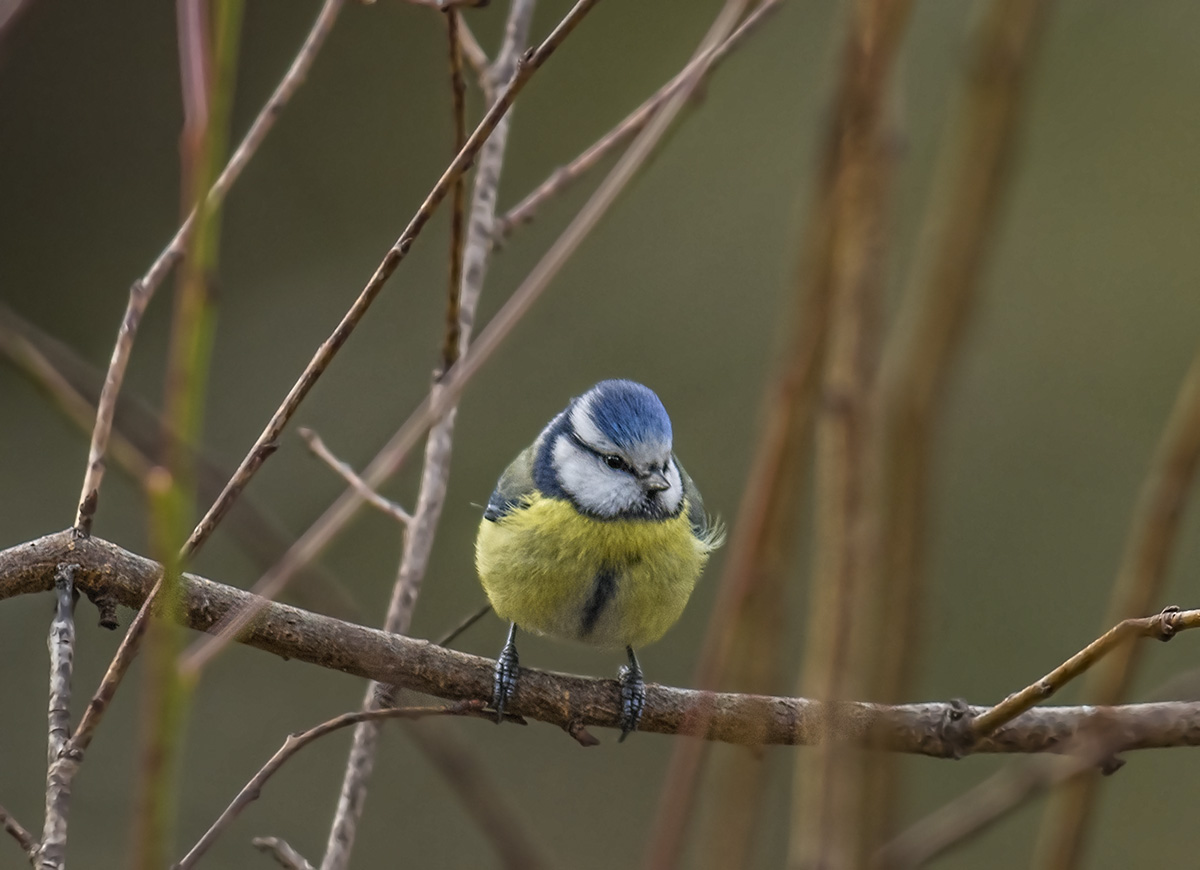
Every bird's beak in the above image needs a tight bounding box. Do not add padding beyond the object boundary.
[642,471,670,493]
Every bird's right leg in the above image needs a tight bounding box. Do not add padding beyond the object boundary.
[492,622,520,723]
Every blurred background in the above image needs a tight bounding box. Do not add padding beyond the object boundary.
[3,0,1200,867]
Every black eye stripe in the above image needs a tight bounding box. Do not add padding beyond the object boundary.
[567,432,675,479]
[568,432,631,473]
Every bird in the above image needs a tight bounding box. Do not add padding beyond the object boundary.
[475,379,723,740]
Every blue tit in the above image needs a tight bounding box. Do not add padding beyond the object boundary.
[475,379,723,740]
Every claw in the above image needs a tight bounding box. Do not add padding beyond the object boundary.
[617,646,645,742]
[492,623,520,723]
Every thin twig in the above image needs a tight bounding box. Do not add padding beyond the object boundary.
[442,6,469,375]
[173,703,483,870]
[1033,349,1200,869]
[970,606,1193,739]
[9,532,1200,752]
[251,838,315,870]
[72,0,345,537]
[436,603,492,647]
[0,312,154,481]
[70,579,165,757]
[457,18,490,90]
[0,803,37,859]
[39,564,77,870]
[457,0,535,342]
[318,3,538,867]
[182,0,602,563]
[420,0,487,7]
[299,429,411,524]
[494,0,783,240]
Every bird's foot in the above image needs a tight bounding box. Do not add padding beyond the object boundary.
[492,624,520,723]
[617,646,645,742]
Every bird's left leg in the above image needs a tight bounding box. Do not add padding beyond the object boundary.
[618,645,645,741]
[492,622,520,723]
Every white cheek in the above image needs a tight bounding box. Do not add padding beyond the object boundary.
[552,436,640,517]
[661,460,683,514]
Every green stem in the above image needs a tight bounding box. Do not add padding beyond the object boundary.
[135,2,243,868]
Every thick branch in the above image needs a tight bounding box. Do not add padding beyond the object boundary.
[6,531,1200,753]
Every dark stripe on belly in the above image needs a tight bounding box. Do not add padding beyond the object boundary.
[581,566,618,637]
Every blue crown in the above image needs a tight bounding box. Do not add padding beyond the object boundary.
[585,380,672,449]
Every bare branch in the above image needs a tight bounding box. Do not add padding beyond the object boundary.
[174,703,484,870]
[72,0,345,536]
[971,606,1192,739]
[8,532,1200,753]
[495,0,783,240]
[38,564,77,870]
[251,838,315,870]
[70,574,165,757]
[457,19,490,88]
[0,310,154,481]
[299,429,411,525]
[1034,348,1200,867]
[0,803,37,861]
[182,0,603,562]
[456,0,536,343]
[436,603,492,647]
[441,7,469,375]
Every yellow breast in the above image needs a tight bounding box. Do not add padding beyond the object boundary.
[475,494,712,649]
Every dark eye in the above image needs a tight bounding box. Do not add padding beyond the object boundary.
[604,454,628,471]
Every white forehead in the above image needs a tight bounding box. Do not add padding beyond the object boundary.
[569,393,672,468]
